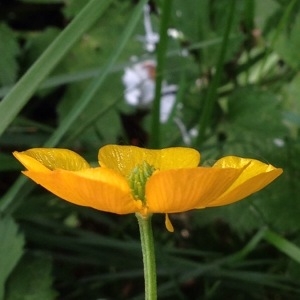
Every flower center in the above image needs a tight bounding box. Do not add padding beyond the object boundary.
[128,161,156,203]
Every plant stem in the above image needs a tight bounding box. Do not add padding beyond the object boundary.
[136,213,157,300]
[150,0,173,149]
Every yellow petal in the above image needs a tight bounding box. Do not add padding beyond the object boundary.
[98,145,200,176]
[145,167,245,213]
[208,156,283,206]
[14,148,90,171]
[22,167,139,214]
[13,151,51,172]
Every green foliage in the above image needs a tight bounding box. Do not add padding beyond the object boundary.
[0,0,114,137]
[5,255,58,300]
[1,0,300,298]
[282,73,300,136]
[226,86,286,140]
[0,217,24,299]
[0,24,20,86]
[272,13,300,70]
[22,27,61,69]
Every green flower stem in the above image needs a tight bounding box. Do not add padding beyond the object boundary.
[136,213,157,300]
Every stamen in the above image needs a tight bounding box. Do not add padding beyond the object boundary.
[128,161,156,203]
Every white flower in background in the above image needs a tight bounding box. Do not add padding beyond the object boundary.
[122,4,178,123]
[160,84,177,123]
[122,60,177,123]
[122,4,199,142]
[137,5,159,52]
[122,60,156,108]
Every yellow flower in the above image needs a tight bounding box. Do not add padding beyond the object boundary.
[13,145,282,232]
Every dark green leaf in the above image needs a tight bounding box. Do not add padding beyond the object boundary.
[5,254,57,300]
[0,216,24,299]
[0,24,20,86]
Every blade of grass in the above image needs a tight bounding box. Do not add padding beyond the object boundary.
[149,228,273,298]
[44,0,147,147]
[263,228,300,264]
[0,0,148,214]
[195,0,236,146]
[0,0,113,138]
[149,0,173,148]
[0,36,240,99]
[159,227,267,284]
[211,269,299,291]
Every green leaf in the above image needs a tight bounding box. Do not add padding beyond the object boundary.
[272,14,300,70]
[172,0,244,70]
[62,0,86,18]
[23,27,61,69]
[0,24,20,86]
[255,0,280,30]
[226,86,286,139]
[5,255,57,300]
[282,73,300,132]
[0,216,24,299]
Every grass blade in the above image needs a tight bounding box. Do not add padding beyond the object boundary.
[149,0,173,148]
[0,0,113,137]
[0,0,148,214]
[264,228,300,264]
[195,0,236,145]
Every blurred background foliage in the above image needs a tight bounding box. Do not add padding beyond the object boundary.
[1,0,300,299]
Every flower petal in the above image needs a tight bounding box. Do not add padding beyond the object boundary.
[208,156,283,206]
[98,145,200,176]
[14,148,90,171]
[22,167,139,214]
[145,167,245,213]
[13,151,51,172]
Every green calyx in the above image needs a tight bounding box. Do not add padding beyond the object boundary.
[128,161,156,203]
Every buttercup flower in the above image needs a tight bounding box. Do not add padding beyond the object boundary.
[13,145,282,232]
